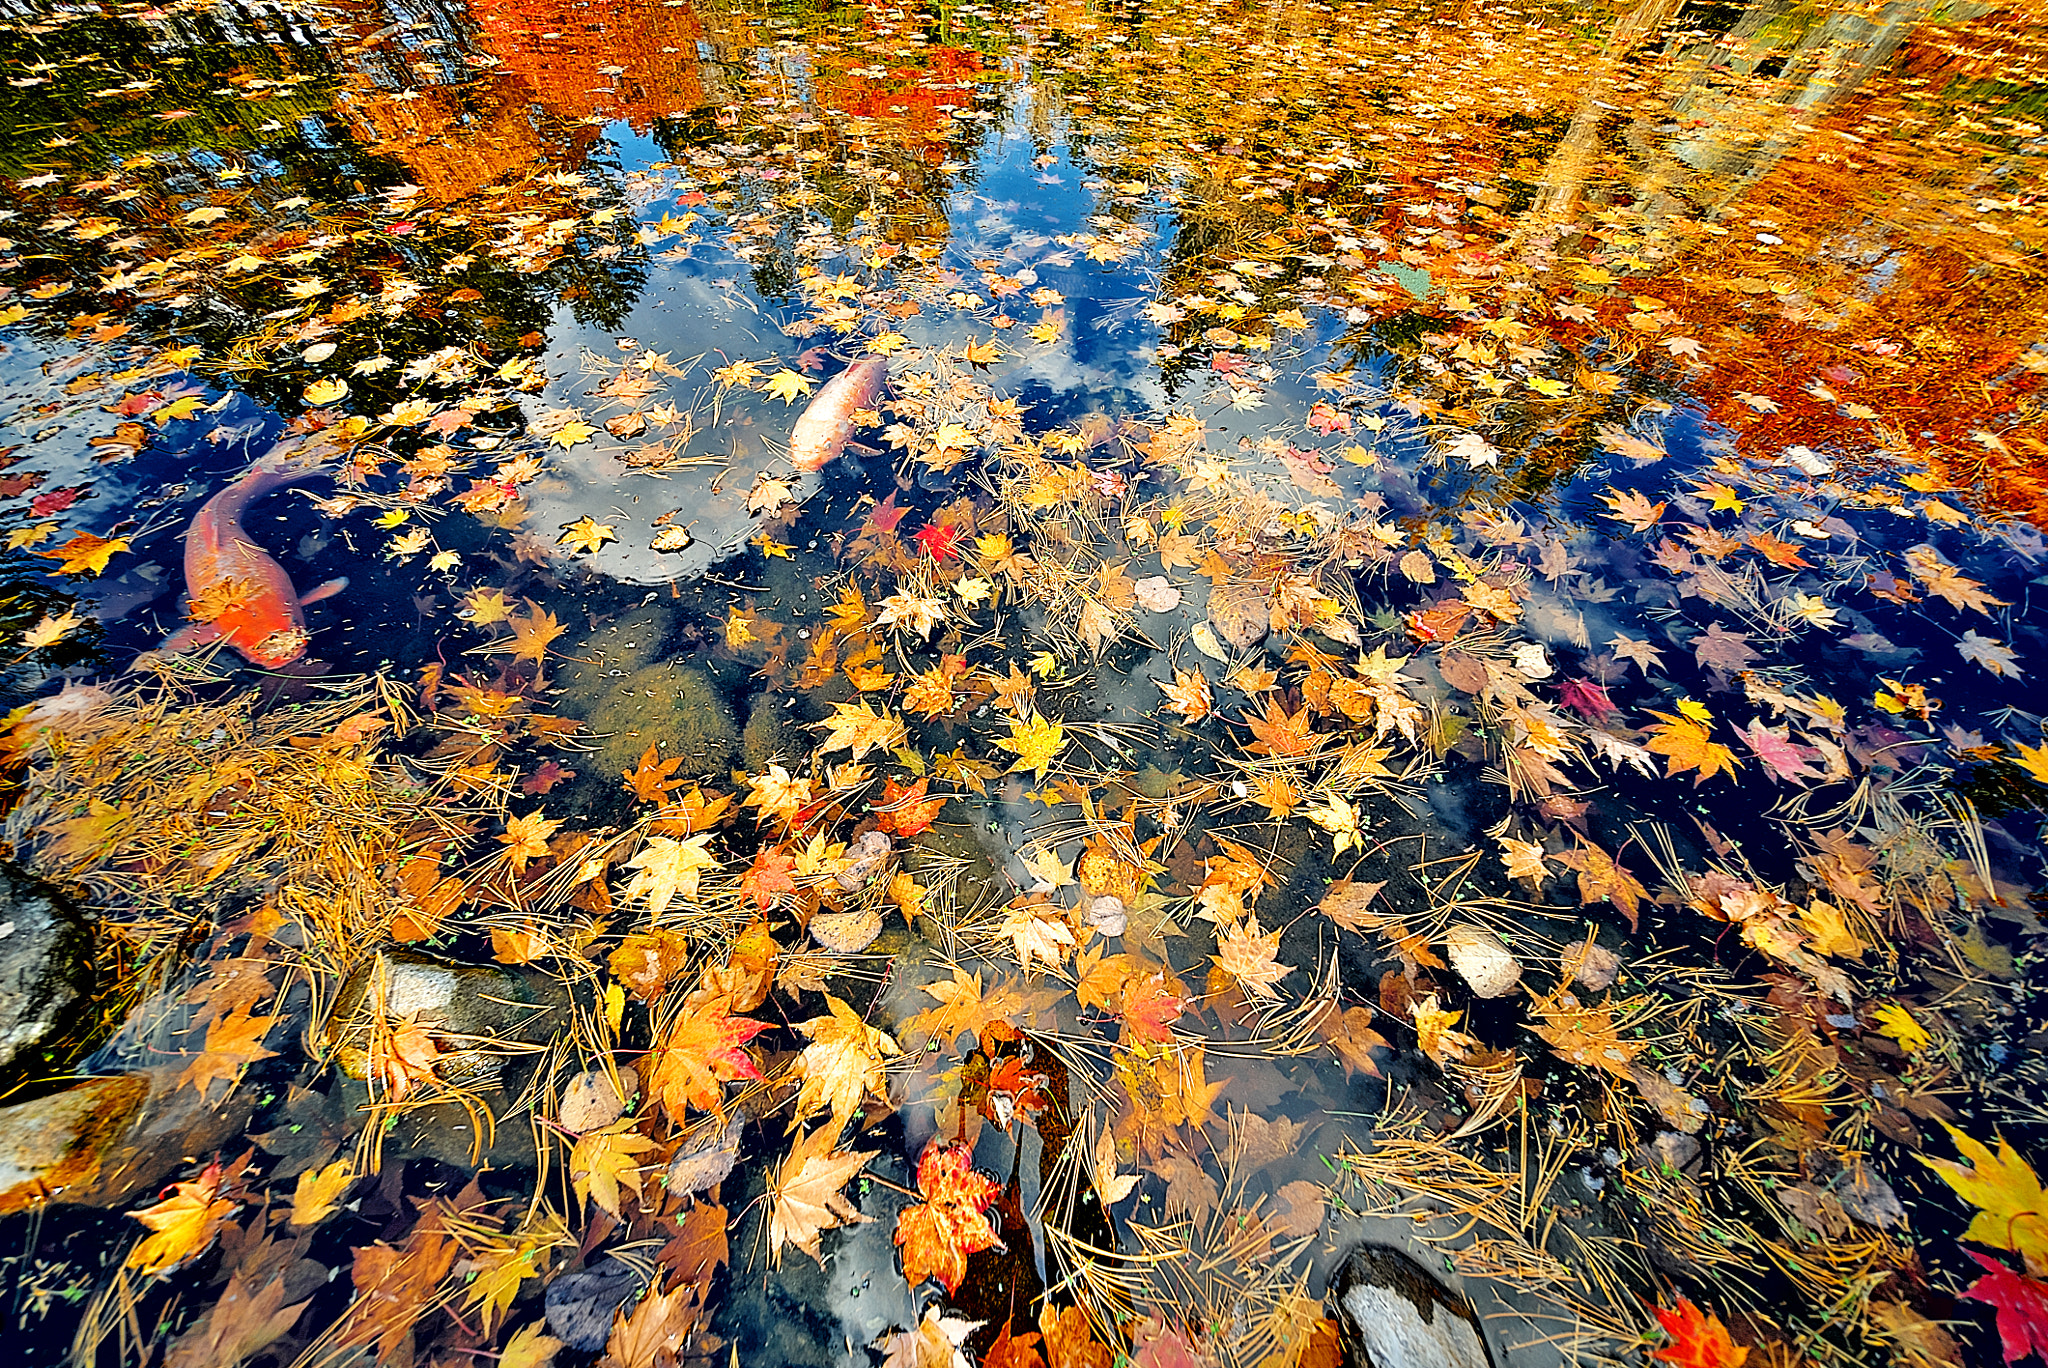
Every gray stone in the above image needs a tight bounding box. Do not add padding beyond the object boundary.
[323,948,570,1092]
[1333,1244,1494,1368]
[0,861,92,1074]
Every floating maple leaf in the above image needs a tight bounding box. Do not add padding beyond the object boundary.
[1647,1297,1748,1368]
[1735,719,1823,784]
[620,833,718,916]
[1000,896,1077,972]
[791,994,900,1131]
[895,1140,1002,1294]
[1965,1253,2048,1366]
[498,810,562,872]
[815,699,906,760]
[874,775,946,836]
[1923,1123,2048,1275]
[128,1159,237,1275]
[1212,916,1290,998]
[644,995,768,1118]
[180,1006,278,1101]
[570,1122,659,1217]
[738,843,797,910]
[769,1125,872,1266]
[1643,707,1739,784]
[997,712,1067,778]
[622,744,686,803]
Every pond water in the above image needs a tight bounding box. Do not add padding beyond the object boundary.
[0,0,2045,1365]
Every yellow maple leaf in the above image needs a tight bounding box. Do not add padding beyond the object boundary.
[38,532,130,576]
[1411,994,1477,1065]
[500,1322,563,1368]
[302,377,349,406]
[1923,1123,2048,1273]
[128,1162,237,1275]
[2012,740,2048,786]
[764,369,815,404]
[791,994,900,1132]
[712,358,762,388]
[21,610,84,650]
[620,833,719,917]
[465,587,515,625]
[815,700,907,761]
[570,1122,659,1216]
[1000,898,1075,972]
[744,764,813,827]
[7,522,58,550]
[290,1159,354,1226]
[548,420,596,448]
[556,516,616,555]
[769,1125,873,1266]
[997,712,1066,778]
[1872,1003,1931,1054]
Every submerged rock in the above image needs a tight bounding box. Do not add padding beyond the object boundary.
[0,1073,149,1213]
[322,949,571,1169]
[0,862,94,1074]
[563,660,739,783]
[742,689,792,771]
[324,948,569,1091]
[1332,1244,1495,1368]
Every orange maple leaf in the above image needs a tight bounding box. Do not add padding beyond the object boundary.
[895,1139,1003,1294]
[738,844,797,910]
[874,776,946,837]
[179,1006,279,1101]
[504,600,567,662]
[645,995,769,1119]
[1158,666,1212,721]
[622,744,686,804]
[1648,1297,1749,1368]
[1558,840,1649,931]
[1643,710,1740,784]
[1239,696,1322,758]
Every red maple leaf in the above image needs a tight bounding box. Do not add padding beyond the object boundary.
[1121,972,1184,1044]
[862,491,908,535]
[874,776,946,837]
[982,1053,1051,1128]
[1307,401,1351,434]
[1735,719,1823,785]
[1967,1253,2048,1366]
[110,390,164,417]
[519,759,576,795]
[1210,352,1246,375]
[912,521,962,561]
[1648,1297,1748,1368]
[0,472,44,498]
[738,844,797,910]
[894,1140,1002,1294]
[1558,677,1619,723]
